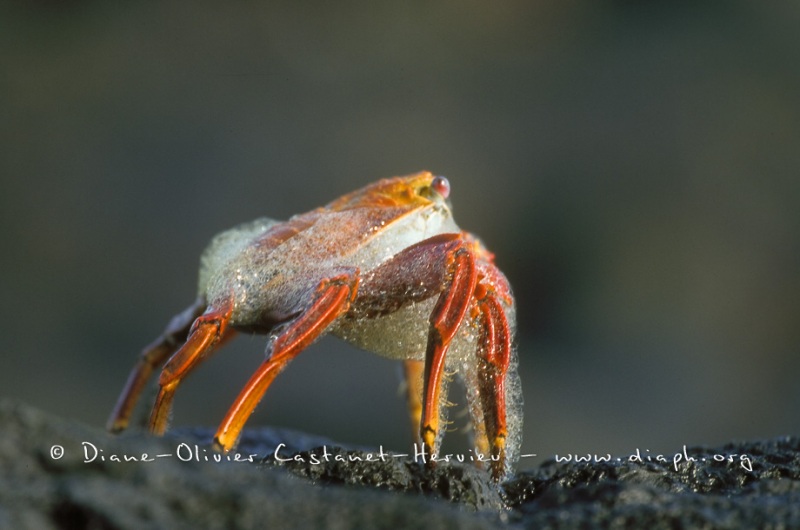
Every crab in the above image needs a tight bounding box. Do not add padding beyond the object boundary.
[107,171,522,481]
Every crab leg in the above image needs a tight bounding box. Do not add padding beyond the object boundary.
[106,299,208,433]
[421,243,477,458]
[476,292,513,480]
[147,300,236,435]
[353,233,478,459]
[213,273,358,451]
[402,360,424,441]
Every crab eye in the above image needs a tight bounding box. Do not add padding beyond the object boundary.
[431,175,450,199]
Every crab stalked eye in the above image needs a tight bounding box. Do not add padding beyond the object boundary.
[431,175,450,199]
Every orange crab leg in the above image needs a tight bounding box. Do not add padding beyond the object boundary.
[214,273,358,451]
[421,244,477,457]
[107,300,207,433]
[402,360,424,440]
[148,300,236,435]
[476,292,512,480]
[354,233,479,458]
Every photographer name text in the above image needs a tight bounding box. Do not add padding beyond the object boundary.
[55,441,753,472]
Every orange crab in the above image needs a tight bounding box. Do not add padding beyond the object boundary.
[107,171,522,480]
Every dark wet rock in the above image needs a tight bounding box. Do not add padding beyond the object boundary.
[2,398,799,529]
[502,438,800,528]
[0,400,501,529]
[265,445,505,511]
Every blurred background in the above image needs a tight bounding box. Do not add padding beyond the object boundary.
[2,2,799,469]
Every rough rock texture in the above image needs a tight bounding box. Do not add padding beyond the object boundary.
[0,400,502,529]
[502,438,800,528]
[2,399,799,529]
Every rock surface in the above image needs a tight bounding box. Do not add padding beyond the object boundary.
[1,399,799,529]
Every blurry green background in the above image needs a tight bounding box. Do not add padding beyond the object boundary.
[3,2,799,469]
